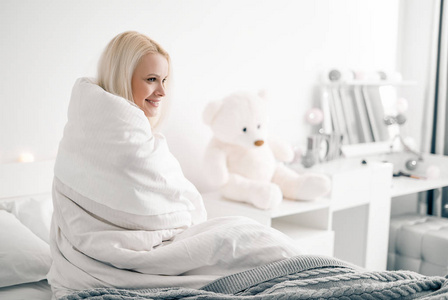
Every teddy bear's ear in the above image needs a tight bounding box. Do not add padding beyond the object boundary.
[257,89,270,103]
[203,100,223,126]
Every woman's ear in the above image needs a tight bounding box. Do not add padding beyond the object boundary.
[203,99,223,126]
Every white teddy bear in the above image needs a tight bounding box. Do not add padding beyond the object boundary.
[203,91,332,210]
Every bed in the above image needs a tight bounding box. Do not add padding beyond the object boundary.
[2,161,448,300]
[0,160,54,300]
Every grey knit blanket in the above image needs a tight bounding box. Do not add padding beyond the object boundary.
[60,256,448,299]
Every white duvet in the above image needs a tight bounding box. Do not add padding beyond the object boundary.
[48,78,302,299]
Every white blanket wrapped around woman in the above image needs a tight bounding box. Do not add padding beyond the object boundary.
[48,78,302,299]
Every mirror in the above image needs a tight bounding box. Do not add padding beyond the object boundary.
[317,71,415,158]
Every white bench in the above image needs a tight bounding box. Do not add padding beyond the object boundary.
[388,214,448,276]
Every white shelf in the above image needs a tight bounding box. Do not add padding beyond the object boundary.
[271,219,334,256]
[202,192,330,220]
[391,177,448,197]
[325,80,417,87]
[270,198,331,218]
[271,219,332,240]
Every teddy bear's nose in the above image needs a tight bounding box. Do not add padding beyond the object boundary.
[254,140,264,147]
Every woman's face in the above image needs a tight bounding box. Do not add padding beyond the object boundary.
[131,53,169,119]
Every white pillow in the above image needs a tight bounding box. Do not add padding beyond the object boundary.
[0,210,52,287]
[0,195,53,243]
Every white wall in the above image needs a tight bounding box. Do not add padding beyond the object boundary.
[396,0,439,151]
[0,0,400,192]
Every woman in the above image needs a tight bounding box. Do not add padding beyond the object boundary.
[47,31,301,299]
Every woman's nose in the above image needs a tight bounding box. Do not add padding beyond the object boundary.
[156,83,166,97]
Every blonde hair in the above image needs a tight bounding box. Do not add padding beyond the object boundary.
[97,31,171,128]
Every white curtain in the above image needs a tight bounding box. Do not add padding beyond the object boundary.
[420,0,448,217]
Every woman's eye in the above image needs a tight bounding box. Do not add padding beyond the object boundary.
[147,78,156,82]
[242,127,247,132]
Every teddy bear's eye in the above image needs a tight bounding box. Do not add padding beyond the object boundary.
[242,127,247,132]
[257,124,261,129]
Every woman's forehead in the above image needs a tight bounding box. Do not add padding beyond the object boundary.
[136,53,169,77]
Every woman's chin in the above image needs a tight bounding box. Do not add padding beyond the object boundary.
[143,108,159,119]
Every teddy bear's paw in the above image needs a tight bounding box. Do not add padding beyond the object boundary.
[293,174,332,201]
[251,184,283,210]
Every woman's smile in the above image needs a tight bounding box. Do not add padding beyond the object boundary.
[146,99,161,107]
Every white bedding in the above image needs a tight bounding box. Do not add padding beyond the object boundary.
[0,196,53,299]
[50,176,302,294]
[0,210,52,288]
[0,280,52,300]
[48,78,303,299]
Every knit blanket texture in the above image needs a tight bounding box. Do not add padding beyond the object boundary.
[59,255,448,299]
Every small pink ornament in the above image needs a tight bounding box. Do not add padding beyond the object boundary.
[426,165,440,180]
[353,70,365,80]
[305,108,323,125]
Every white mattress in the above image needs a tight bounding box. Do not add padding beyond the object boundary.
[0,280,52,300]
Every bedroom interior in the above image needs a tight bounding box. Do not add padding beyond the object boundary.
[1,0,448,299]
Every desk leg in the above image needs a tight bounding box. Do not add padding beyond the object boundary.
[433,188,443,217]
[364,164,392,271]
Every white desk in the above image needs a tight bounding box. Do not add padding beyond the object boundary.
[305,157,393,270]
[203,153,448,271]
[369,152,448,218]
[203,157,393,271]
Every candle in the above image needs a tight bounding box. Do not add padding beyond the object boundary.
[18,152,35,163]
